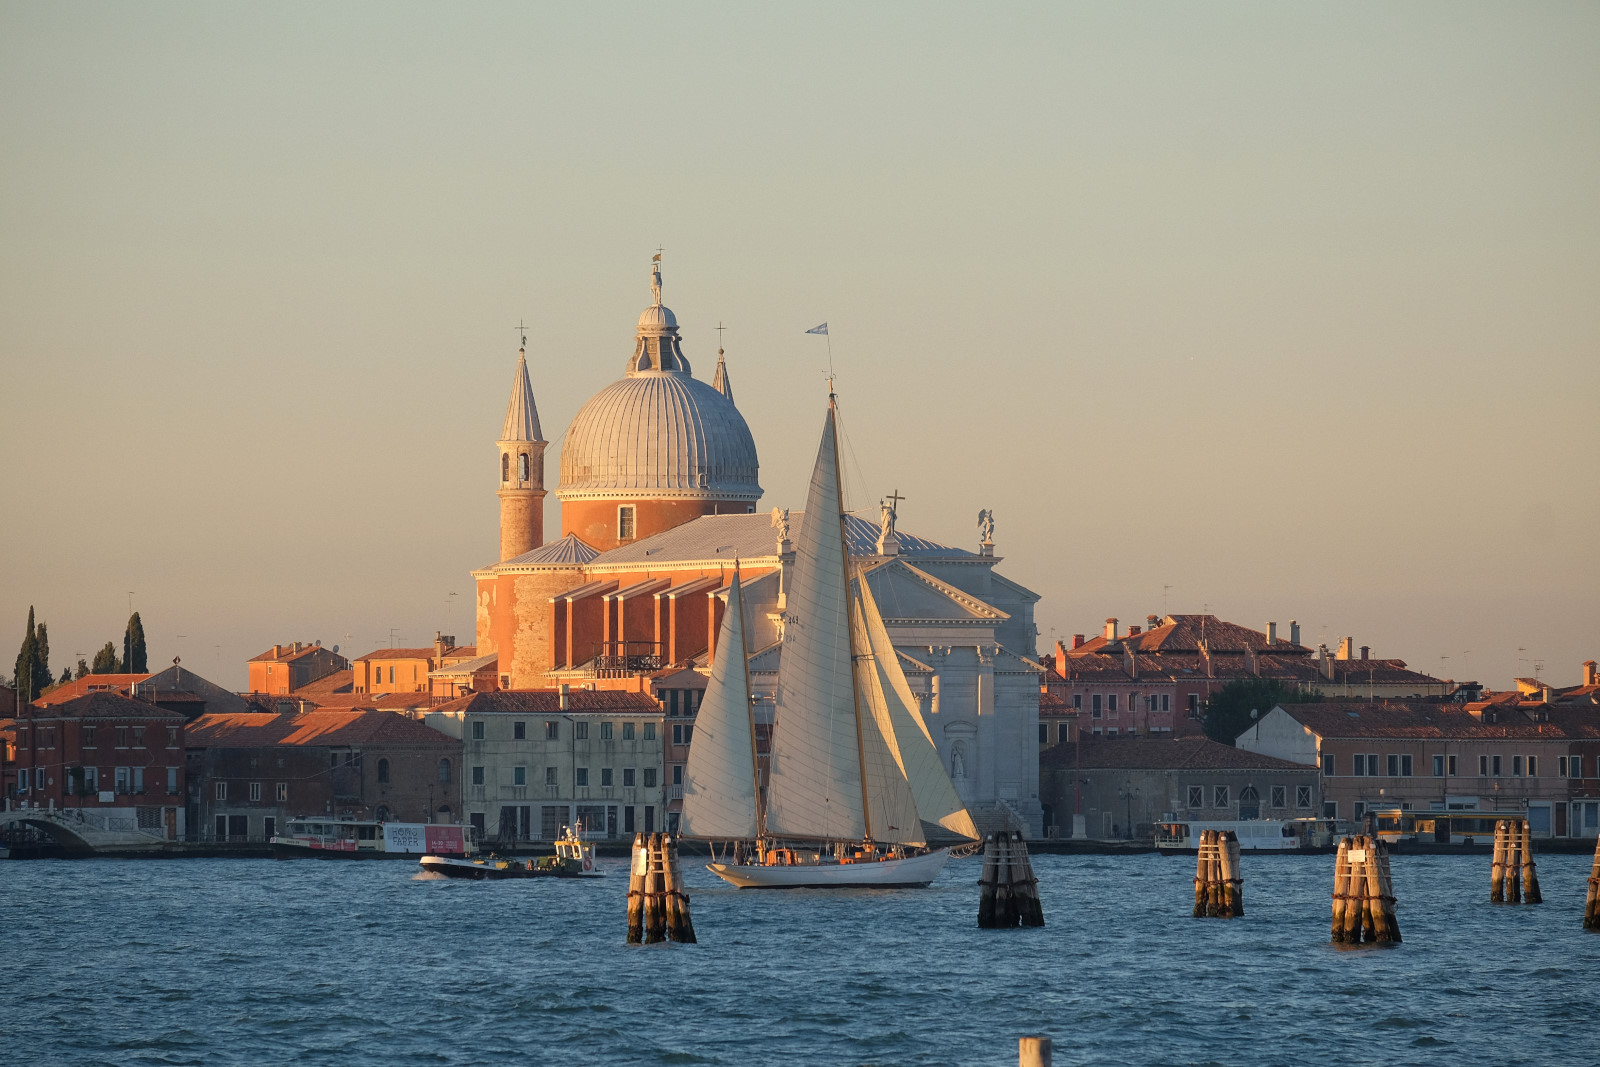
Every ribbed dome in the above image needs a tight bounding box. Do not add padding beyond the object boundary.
[557,370,761,501]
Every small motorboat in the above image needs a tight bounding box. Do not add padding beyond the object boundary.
[419,826,604,880]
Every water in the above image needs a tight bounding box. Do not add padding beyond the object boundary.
[4,850,1597,1066]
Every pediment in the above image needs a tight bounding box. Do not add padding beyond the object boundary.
[859,559,1008,624]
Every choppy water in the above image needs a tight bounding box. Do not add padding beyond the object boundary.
[3,850,1598,1066]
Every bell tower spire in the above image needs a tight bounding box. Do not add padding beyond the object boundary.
[497,324,547,561]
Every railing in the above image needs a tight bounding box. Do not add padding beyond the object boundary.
[668,785,683,801]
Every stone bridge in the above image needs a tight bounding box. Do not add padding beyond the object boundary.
[0,806,173,854]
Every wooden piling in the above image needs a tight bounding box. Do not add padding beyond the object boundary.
[643,832,667,943]
[1520,819,1542,905]
[1584,835,1600,932]
[626,832,647,944]
[1193,829,1242,919]
[1490,821,1506,902]
[1330,837,1351,942]
[1019,1035,1052,1067]
[1332,835,1398,944]
[662,835,697,944]
[1219,830,1244,918]
[978,831,1043,928]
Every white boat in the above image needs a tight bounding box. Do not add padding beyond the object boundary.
[1153,817,1339,852]
[685,394,978,889]
[271,818,472,859]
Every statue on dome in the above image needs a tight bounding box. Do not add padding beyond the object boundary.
[977,508,995,546]
[650,253,663,306]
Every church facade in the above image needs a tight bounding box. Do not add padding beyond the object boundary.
[465,261,1045,835]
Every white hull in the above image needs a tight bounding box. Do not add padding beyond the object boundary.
[708,847,953,888]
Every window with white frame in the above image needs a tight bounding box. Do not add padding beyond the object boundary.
[1296,786,1312,808]
[545,766,557,786]
[1188,786,1203,808]
[1527,755,1537,776]
[1213,785,1230,809]
[1270,785,1286,808]
[249,782,262,801]
[275,782,287,801]
[1321,753,1335,776]
[513,766,526,786]
[623,767,636,787]
[1433,755,1445,777]
[576,768,589,787]
[215,782,227,800]
[600,721,614,740]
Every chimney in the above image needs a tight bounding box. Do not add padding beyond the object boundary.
[1146,614,1159,630]
[435,631,447,660]
[1054,640,1069,668]
[1104,618,1119,642]
[1266,621,1278,646]
[559,683,570,711]
[1289,621,1300,647]
[1128,625,1142,637]
[1318,644,1334,680]
[1337,637,1354,661]
[1360,645,1370,661]
[1542,685,1554,705]
[1071,634,1085,649]
[293,641,303,653]
[272,644,282,659]
[1584,660,1597,687]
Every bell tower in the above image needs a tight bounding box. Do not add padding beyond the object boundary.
[497,336,546,561]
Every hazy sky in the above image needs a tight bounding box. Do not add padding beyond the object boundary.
[2,4,1596,692]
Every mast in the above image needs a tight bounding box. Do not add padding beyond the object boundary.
[829,392,874,845]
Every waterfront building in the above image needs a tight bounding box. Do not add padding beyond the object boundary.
[353,634,478,695]
[247,642,349,695]
[3,691,187,840]
[1037,735,1318,840]
[460,260,1046,835]
[424,687,664,844]
[185,708,461,842]
[1046,616,1449,736]
[1237,696,1600,839]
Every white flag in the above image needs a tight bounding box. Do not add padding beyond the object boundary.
[805,323,828,335]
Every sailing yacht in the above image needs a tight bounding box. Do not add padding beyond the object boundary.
[681,396,979,888]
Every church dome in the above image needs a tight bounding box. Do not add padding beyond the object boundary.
[556,260,761,504]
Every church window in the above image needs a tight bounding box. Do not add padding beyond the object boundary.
[438,760,450,786]
[618,506,636,541]
[502,454,509,482]
[519,453,529,481]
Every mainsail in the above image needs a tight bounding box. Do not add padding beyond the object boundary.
[764,405,869,843]
[678,568,760,840]
[856,577,979,840]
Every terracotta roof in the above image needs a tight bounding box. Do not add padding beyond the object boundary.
[1072,615,1309,657]
[431,690,661,715]
[289,692,434,711]
[187,709,455,747]
[31,675,153,706]
[1041,736,1310,772]
[23,691,185,721]
[354,648,440,662]
[248,644,338,663]
[1039,693,1074,715]
[288,669,354,696]
[1273,701,1600,741]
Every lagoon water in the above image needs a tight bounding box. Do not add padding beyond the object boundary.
[4,850,1598,1066]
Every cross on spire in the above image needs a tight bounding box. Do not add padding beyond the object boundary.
[516,320,528,349]
[715,321,726,353]
[885,488,905,512]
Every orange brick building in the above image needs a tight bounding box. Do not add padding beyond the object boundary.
[247,642,349,695]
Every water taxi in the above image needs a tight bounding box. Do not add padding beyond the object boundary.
[271,818,471,859]
[419,826,603,880]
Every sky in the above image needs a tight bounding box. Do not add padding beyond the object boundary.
[2,3,1596,692]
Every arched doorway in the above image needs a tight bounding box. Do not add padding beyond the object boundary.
[1238,785,1260,820]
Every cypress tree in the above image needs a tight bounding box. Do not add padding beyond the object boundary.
[75,658,89,680]
[14,606,38,702]
[58,666,72,685]
[35,621,50,689]
[91,641,120,675]
[124,612,148,674]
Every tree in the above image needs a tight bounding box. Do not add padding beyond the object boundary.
[58,666,72,685]
[75,658,90,680]
[12,606,50,703]
[1203,676,1321,745]
[91,641,121,674]
[123,612,148,674]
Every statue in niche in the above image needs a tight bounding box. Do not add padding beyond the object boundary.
[977,508,995,545]
[950,741,967,780]
[770,506,790,543]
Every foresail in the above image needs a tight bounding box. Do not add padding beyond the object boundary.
[857,578,980,840]
[763,406,868,843]
[679,571,759,840]
[852,595,927,846]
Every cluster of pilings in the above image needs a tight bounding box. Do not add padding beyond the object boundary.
[1490,819,1543,904]
[978,831,1044,928]
[1586,836,1600,932]
[1193,829,1244,918]
[1331,835,1401,944]
[626,833,696,944]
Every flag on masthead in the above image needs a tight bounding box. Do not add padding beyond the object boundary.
[805,322,829,335]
